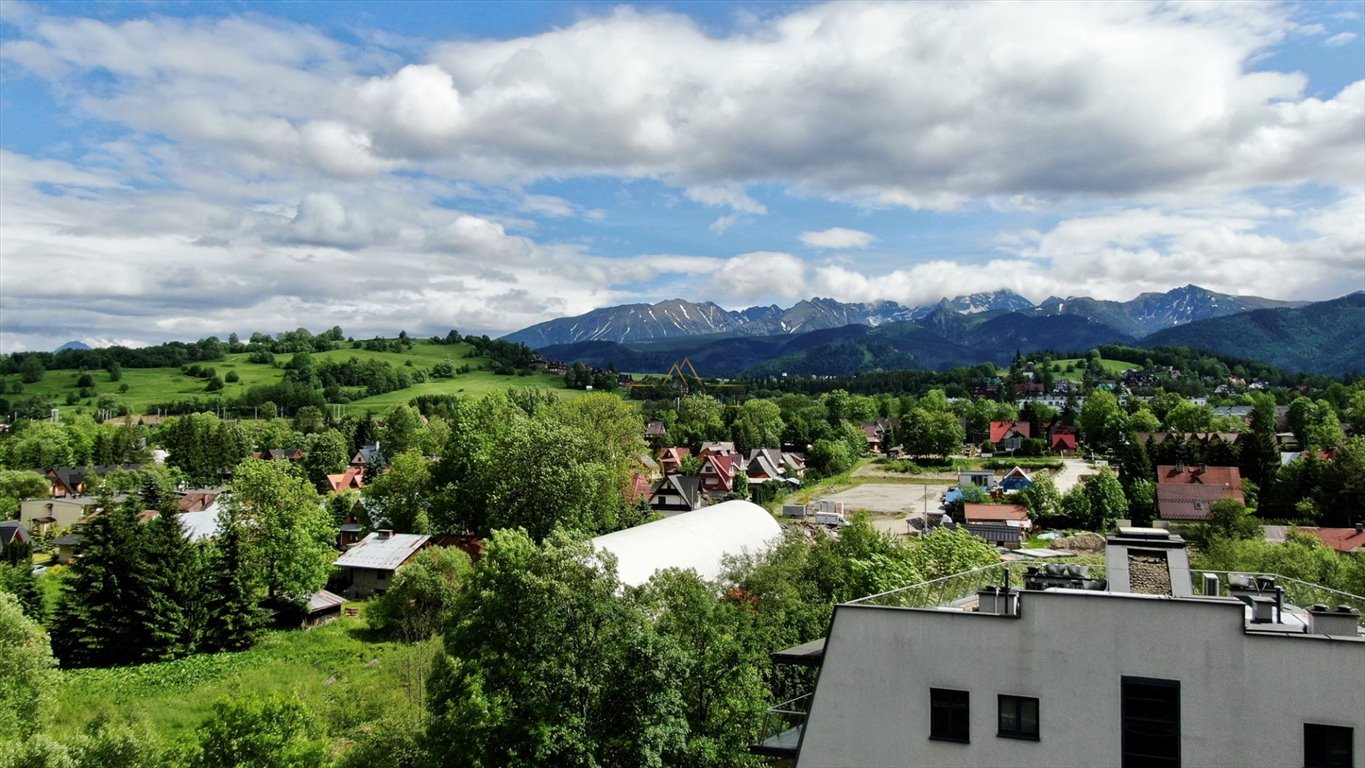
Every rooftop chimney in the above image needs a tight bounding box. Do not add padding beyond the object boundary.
[377,529,393,540]
[1307,604,1361,636]
[1105,528,1192,597]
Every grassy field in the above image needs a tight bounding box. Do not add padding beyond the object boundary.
[1047,357,1138,383]
[50,604,431,748]
[2,340,584,417]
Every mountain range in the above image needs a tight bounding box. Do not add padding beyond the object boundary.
[508,289,1364,377]
[503,284,1300,347]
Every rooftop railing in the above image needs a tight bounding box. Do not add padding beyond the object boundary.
[750,692,811,758]
[1193,570,1365,626]
[845,562,1033,609]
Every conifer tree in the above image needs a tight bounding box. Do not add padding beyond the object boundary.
[200,507,264,653]
[50,496,144,667]
[134,507,199,661]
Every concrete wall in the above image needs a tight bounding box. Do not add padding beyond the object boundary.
[797,591,1364,768]
[346,568,393,598]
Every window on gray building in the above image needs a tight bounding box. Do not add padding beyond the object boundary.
[930,688,970,743]
[998,694,1039,741]
[1304,724,1354,768]
[1121,677,1180,768]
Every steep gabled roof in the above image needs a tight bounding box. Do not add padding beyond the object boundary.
[989,420,1031,443]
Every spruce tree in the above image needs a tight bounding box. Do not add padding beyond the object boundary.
[201,507,263,653]
[134,507,198,661]
[50,497,144,667]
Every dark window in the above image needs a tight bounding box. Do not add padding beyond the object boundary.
[930,688,970,743]
[998,695,1039,741]
[1304,724,1354,768]
[1121,677,1180,768]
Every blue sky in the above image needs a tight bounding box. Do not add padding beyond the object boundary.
[1,0,1362,350]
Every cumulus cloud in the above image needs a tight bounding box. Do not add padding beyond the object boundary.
[0,2,1360,350]
[800,228,876,250]
[711,252,808,303]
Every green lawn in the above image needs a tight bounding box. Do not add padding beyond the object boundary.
[51,605,430,748]
[1045,357,1138,384]
[2,340,591,417]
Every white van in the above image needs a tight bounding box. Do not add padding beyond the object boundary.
[813,512,848,528]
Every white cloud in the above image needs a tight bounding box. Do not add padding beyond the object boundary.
[711,252,808,303]
[800,228,876,250]
[0,3,1360,349]
[1325,32,1357,46]
[684,185,767,214]
[709,214,739,235]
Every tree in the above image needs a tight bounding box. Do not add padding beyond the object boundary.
[19,355,45,383]
[731,399,783,454]
[637,569,770,767]
[1082,469,1127,531]
[133,509,199,662]
[363,450,432,534]
[379,404,423,457]
[902,408,964,459]
[1017,476,1061,520]
[193,694,328,768]
[1079,390,1125,451]
[426,529,687,767]
[0,470,50,519]
[50,498,145,667]
[229,458,335,603]
[0,591,59,736]
[1190,498,1259,549]
[200,506,264,653]
[302,430,350,492]
[728,472,750,501]
[367,546,472,640]
[905,525,999,581]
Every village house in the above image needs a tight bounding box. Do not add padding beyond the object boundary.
[19,495,109,534]
[349,442,383,479]
[988,420,1031,452]
[44,465,141,497]
[332,530,431,598]
[998,467,1034,493]
[648,474,705,515]
[697,441,738,459]
[1155,464,1245,522]
[1047,423,1078,455]
[698,453,739,497]
[0,521,31,555]
[253,448,305,463]
[1291,525,1365,555]
[325,467,365,494]
[658,447,691,475]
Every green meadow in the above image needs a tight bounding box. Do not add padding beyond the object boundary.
[2,340,582,417]
[1040,357,1138,384]
[49,604,430,749]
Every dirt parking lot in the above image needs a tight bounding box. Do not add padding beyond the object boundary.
[817,483,942,516]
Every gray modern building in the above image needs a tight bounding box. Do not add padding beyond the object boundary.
[756,529,1364,768]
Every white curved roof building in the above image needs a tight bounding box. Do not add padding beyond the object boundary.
[592,500,783,588]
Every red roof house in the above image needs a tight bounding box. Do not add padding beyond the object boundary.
[698,454,738,495]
